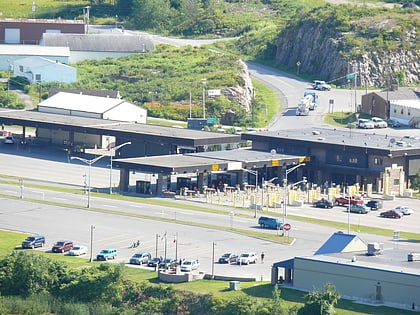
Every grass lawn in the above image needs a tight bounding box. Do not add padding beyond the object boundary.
[1,225,418,314]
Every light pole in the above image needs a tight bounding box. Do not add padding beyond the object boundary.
[109,141,131,194]
[89,225,95,262]
[71,154,108,208]
[347,188,351,234]
[201,78,207,119]
[242,168,258,218]
[211,242,216,279]
[283,163,306,225]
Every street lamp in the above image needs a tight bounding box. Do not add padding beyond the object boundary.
[89,225,95,262]
[71,154,108,208]
[109,141,131,194]
[283,163,305,225]
[242,168,258,218]
[201,78,207,119]
[211,242,216,279]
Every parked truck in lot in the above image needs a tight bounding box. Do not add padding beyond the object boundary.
[334,195,364,206]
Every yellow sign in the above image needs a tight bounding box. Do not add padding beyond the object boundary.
[271,160,279,166]
[211,164,219,171]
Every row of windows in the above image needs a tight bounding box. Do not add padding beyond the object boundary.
[394,108,411,115]
[335,155,383,165]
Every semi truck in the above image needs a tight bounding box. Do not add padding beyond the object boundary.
[303,91,318,110]
[296,94,313,116]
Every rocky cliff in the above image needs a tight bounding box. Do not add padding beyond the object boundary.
[274,20,419,87]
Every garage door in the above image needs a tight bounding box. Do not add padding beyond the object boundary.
[5,28,20,44]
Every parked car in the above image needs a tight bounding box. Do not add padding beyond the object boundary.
[357,119,375,129]
[4,136,14,144]
[68,245,88,256]
[158,258,177,269]
[366,200,383,210]
[387,119,401,128]
[348,204,370,214]
[370,117,388,128]
[218,253,238,264]
[96,248,118,261]
[237,252,258,265]
[21,234,45,249]
[52,240,74,253]
[380,210,403,219]
[258,216,283,230]
[129,252,151,265]
[180,259,200,272]
[335,196,364,206]
[313,199,333,208]
[147,257,161,267]
[393,206,414,215]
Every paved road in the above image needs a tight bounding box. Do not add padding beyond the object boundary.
[1,145,419,281]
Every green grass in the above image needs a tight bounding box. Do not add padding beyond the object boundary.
[0,0,91,19]
[1,227,418,314]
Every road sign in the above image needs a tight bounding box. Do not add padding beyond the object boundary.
[283,223,291,231]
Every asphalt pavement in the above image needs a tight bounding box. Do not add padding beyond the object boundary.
[1,144,419,282]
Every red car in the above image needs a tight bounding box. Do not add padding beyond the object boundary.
[380,210,402,219]
[52,240,74,253]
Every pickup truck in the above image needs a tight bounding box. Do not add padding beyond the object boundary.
[334,196,364,206]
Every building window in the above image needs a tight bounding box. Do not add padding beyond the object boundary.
[349,157,358,164]
[335,155,342,162]
[408,110,411,116]
[374,158,383,166]
[393,108,396,113]
[35,74,41,81]
[401,108,404,114]
[393,179,400,186]
[19,65,23,72]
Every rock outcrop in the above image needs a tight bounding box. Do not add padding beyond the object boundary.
[222,59,254,112]
[274,21,419,87]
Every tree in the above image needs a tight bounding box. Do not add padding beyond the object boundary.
[0,251,67,297]
[59,264,125,304]
[131,0,171,30]
[298,283,340,315]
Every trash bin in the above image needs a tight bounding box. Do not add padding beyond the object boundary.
[229,281,240,291]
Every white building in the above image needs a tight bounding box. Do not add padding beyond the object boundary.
[13,56,76,83]
[37,91,147,148]
[390,99,420,128]
[0,45,70,71]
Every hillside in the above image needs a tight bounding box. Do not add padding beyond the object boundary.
[273,4,419,87]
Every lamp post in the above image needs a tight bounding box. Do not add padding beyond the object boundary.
[211,242,216,279]
[242,168,258,218]
[71,154,108,208]
[201,78,207,119]
[89,225,95,262]
[283,163,306,224]
[109,141,131,194]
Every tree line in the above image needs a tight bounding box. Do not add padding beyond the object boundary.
[0,251,340,314]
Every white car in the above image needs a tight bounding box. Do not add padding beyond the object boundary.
[393,206,414,215]
[237,252,258,265]
[370,117,388,128]
[358,119,374,129]
[68,245,88,256]
[180,259,200,272]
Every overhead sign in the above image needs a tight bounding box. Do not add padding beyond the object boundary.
[227,162,242,171]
